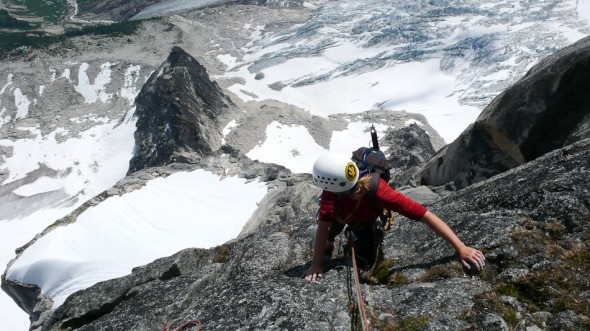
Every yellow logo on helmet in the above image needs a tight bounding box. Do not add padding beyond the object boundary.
[345,162,357,181]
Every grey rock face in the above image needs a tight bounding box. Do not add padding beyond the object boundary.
[35,137,590,330]
[475,312,509,331]
[128,46,238,174]
[418,35,590,190]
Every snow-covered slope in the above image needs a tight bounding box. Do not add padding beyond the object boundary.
[6,169,267,308]
[0,63,147,330]
[1,0,590,329]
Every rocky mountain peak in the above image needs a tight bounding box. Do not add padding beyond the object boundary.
[128,46,239,174]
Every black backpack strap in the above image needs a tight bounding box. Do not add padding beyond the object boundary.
[367,172,381,211]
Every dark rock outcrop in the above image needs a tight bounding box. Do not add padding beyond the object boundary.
[380,123,437,188]
[38,138,590,331]
[128,46,239,174]
[418,35,590,190]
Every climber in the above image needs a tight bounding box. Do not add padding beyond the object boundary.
[303,151,486,281]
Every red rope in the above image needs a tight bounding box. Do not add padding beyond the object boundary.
[162,320,201,331]
[350,246,371,331]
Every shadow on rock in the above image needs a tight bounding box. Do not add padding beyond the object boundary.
[284,257,352,278]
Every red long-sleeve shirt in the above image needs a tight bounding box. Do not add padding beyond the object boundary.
[317,178,427,225]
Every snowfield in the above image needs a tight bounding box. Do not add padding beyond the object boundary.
[6,169,267,307]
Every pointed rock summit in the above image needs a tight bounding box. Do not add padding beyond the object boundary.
[128,46,238,174]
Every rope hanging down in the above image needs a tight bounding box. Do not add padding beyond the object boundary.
[344,229,370,331]
[350,245,371,331]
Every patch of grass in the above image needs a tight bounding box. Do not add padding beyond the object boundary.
[419,262,464,282]
[563,242,590,264]
[368,311,429,331]
[468,291,520,329]
[513,242,590,314]
[389,271,410,286]
[360,258,409,286]
[510,231,557,257]
[456,308,472,323]
[472,233,590,329]
[214,245,230,263]
[467,219,590,329]
[400,315,429,331]
[496,283,519,297]
[500,307,519,327]
[374,258,396,284]
[542,221,567,240]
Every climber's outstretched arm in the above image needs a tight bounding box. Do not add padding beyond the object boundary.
[420,211,486,271]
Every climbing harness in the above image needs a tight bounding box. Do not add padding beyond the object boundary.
[162,320,201,331]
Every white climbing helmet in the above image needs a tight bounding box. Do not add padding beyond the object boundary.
[312,152,359,192]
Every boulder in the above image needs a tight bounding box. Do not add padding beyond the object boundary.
[380,123,437,188]
[418,36,590,189]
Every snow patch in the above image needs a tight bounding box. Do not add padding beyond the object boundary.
[246,121,326,173]
[0,108,136,198]
[14,88,31,119]
[7,169,268,307]
[1,74,13,94]
[330,122,389,153]
[75,63,113,104]
[227,58,479,144]
[222,119,238,145]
